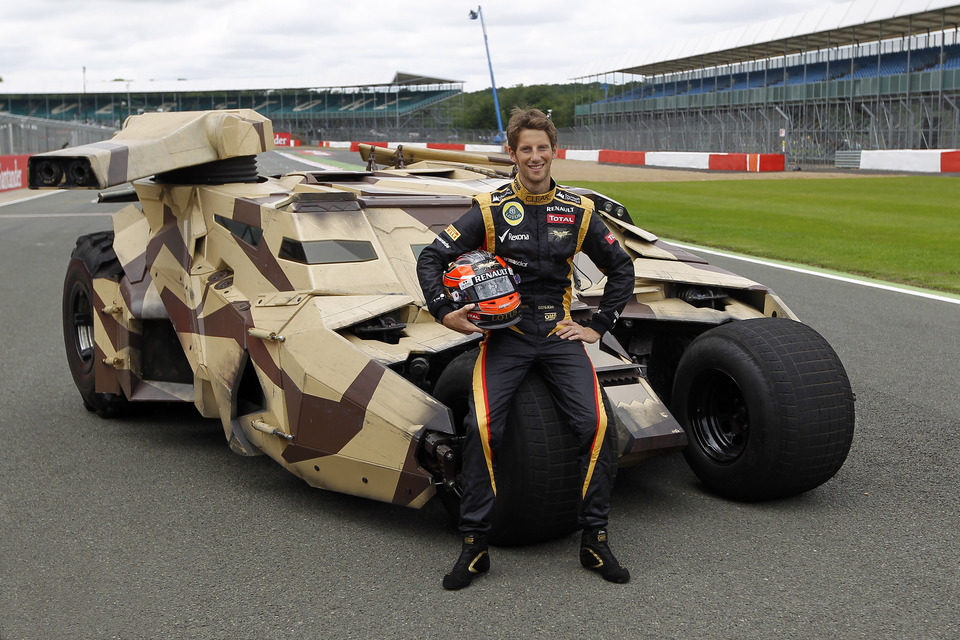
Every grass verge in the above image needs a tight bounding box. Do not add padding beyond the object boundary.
[571,176,960,295]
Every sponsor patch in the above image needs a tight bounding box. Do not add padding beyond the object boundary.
[554,190,582,204]
[605,232,616,245]
[547,213,575,225]
[526,192,553,204]
[491,185,514,204]
[503,202,524,226]
[544,312,558,321]
[549,228,572,242]
[498,228,530,243]
[444,224,461,241]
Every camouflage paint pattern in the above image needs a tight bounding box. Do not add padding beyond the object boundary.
[35,111,799,510]
[29,110,271,189]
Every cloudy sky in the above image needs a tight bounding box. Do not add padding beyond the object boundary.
[1,0,854,94]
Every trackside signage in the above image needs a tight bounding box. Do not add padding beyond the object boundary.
[0,155,30,192]
[273,132,301,147]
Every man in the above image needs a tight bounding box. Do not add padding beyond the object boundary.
[416,108,635,590]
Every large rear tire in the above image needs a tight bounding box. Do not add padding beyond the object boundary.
[63,231,128,417]
[488,371,583,546]
[432,349,616,546]
[672,318,854,501]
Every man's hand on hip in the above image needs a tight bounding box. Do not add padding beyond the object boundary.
[555,319,601,343]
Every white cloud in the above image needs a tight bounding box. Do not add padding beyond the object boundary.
[0,0,855,94]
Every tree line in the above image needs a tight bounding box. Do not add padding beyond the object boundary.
[453,82,605,130]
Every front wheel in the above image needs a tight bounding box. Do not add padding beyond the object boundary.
[672,318,854,501]
[63,231,128,417]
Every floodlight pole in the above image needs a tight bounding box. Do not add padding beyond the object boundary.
[111,78,135,123]
[469,6,505,142]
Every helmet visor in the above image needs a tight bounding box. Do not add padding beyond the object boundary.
[473,275,515,300]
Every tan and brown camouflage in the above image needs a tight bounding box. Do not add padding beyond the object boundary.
[32,110,797,510]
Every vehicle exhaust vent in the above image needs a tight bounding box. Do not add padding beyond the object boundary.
[277,192,361,213]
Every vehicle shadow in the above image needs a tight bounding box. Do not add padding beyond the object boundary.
[102,402,455,539]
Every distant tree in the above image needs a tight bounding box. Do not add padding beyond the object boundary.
[454,82,606,131]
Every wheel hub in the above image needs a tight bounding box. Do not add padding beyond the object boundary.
[688,369,749,463]
[70,284,95,367]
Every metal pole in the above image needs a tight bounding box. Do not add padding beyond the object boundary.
[470,6,505,141]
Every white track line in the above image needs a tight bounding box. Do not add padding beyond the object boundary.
[0,212,112,218]
[275,151,356,171]
[668,240,960,306]
[0,190,60,207]
[0,190,112,217]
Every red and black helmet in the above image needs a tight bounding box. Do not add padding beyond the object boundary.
[443,250,521,330]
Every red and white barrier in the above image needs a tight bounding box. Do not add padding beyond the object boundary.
[598,151,785,172]
[860,149,960,173]
[325,142,786,172]
[561,149,599,162]
[0,155,30,193]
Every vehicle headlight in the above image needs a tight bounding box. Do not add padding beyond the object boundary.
[594,196,630,223]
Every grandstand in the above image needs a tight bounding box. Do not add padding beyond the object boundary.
[570,0,960,166]
[0,72,463,153]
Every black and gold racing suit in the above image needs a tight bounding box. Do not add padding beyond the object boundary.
[416,177,634,535]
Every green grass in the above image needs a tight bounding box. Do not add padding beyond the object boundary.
[571,176,960,295]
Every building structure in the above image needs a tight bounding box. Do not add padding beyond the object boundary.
[0,73,463,152]
[570,0,960,166]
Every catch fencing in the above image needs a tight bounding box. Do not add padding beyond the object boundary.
[0,114,115,155]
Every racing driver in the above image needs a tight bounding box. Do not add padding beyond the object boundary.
[416,107,635,590]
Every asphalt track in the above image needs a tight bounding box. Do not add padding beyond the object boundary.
[1,152,958,640]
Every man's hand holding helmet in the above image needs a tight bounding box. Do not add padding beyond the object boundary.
[441,303,483,335]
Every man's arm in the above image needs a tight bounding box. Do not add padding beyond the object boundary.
[416,203,488,329]
[579,214,635,335]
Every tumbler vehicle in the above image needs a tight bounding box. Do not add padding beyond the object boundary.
[31,110,854,545]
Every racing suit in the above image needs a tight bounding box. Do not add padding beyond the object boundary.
[416,177,635,535]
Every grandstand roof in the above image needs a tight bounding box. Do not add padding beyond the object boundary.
[391,72,461,86]
[607,0,960,77]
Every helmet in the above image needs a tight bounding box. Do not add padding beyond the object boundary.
[443,250,521,330]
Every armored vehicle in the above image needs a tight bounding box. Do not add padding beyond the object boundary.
[31,110,854,544]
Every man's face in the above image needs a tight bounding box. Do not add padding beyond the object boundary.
[508,128,556,193]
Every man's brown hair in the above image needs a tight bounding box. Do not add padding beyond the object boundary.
[506,107,558,151]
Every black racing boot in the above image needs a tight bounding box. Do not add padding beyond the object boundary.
[580,527,630,584]
[442,534,490,590]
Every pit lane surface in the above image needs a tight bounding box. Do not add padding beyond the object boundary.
[1,153,958,640]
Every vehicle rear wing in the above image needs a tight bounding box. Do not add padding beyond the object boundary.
[28,109,273,190]
[358,143,513,171]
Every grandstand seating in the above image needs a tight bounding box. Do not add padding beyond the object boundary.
[596,44,960,105]
[0,88,460,123]
[944,44,960,69]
